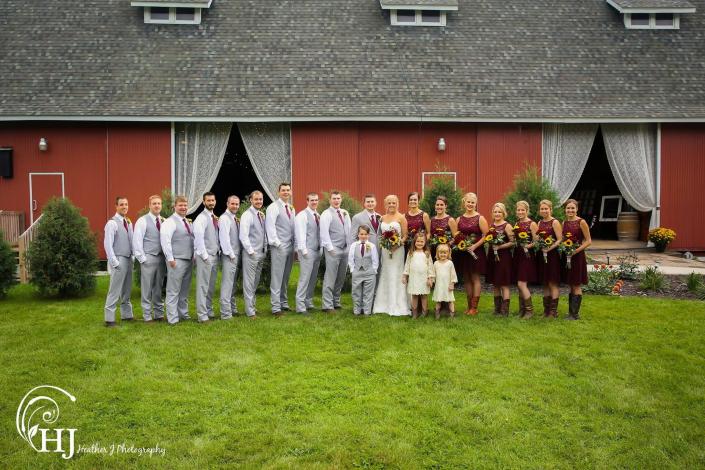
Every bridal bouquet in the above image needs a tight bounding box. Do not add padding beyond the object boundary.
[380,228,402,258]
[513,224,532,258]
[558,231,577,269]
[484,227,506,262]
[429,227,452,247]
[534,231,554,264]
[451,233,477,259]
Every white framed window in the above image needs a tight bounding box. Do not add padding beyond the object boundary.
[144,6,202,24]
[391,9,447,27]
[599,195,622,222]
[624,12,679,29]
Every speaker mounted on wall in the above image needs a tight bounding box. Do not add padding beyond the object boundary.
[0,148,12,179]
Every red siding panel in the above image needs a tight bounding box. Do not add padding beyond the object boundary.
[418,124,477,197]
[660,124,705,250]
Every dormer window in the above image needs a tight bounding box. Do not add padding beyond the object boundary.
[606,0,695,30]
[131,0,213,25]
[380,0,458,27]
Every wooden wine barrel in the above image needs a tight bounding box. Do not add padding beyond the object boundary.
[616,212,640,241]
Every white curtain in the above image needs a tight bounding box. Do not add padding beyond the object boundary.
[542,124,599,203]
[238,122,291,201]
[602,123,658,230]
[175,122,232,214]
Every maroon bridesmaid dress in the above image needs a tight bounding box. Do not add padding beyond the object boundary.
[456,214,487,277]
[536,218,561,285]
[512,219,537,283]
[430,215,451,260]
[485,222,512,286]
[562,218,589,285]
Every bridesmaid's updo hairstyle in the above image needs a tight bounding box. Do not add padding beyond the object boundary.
[539,199,553,210]
[492,202,507,219]
[408,192,420,202]
[384,194,399,206]
[462,192,478,206]
[516,200,530,212]
[436,195,448,206]
[564,199,579,210]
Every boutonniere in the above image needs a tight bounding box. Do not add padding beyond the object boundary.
[213,215,219,220]
[186,218,192,223]
[159,216,164,222]
[365,242,373,250]
[125,217,132,224]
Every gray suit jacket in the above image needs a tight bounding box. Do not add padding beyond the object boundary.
[350,211,381,247]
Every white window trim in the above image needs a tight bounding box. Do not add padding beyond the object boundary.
[391,9,447,27]
[624,13,680,29]
[144,7,202,24]
[599,195,622,222]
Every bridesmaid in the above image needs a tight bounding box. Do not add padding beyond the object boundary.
[453,192,488,316]
[430,195,457,260]
[536,199,563,318]
[485,203,514,316]
[512,200,538,318]
[405,192,431,242]
[562,199,591,320]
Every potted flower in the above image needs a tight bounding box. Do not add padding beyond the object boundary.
[648,227,676,253]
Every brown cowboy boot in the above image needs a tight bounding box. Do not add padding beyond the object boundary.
[517,296,526,318]
[567,294,582,320]
[543,296,551,317]
[523,296,534,319]
[500,298,510,317]
[469,296,480,316]
[493,296,502,316]
[550,298,559,318]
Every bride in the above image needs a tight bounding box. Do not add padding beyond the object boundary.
[373,195,410,316]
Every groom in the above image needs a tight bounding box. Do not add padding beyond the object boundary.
[351,193,381,246]
[320,191,351,312]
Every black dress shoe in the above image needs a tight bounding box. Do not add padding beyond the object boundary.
[333,306,342,310]
[282,307,291,311]
[122,318,134,322]
[104,321,118,328]
[154,317,166,322]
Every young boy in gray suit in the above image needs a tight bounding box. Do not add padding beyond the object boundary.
[347,225,379,316]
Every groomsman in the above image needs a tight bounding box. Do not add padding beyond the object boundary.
[320,191,351,312]
[351,193,382,246]
[193,192,220,323]
[219,195,241,320]
[294,192,321,314]
[239,191,268,319]
[133,195,166,322]
[103,196,134,327]
[265,182,296,316]
[160,195,194,325]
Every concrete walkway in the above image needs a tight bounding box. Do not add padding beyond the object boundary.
[586,244,705,275]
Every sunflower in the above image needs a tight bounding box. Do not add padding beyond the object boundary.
[438,236,447,244]
[563,239,573,247]
[565,231,572,238]
[485,235,494,242]
[518,232,529,239]
[513,224,520,230]
[457,241,467,250]
[544,237,554,244]
[390,235,400,245]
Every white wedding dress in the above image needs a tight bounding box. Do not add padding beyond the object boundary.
[373,221,411,316]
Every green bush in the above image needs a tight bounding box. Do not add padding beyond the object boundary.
[26,198,98,297]
[420,175,464,217]
[0,232,16,298]
[502,166,564,225]
[639,266,666,292]
[318,191,363,216]
[584,265,618,295]
[686,272,704,292]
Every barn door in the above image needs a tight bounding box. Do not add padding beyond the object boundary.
[29,173,65,224]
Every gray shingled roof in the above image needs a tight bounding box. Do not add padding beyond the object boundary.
[608,0,695,10]
[1,0,705,120]
[131,0,212,5]
[380,0,459,9]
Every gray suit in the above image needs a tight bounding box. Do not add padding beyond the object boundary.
[162,214,194,324]
[240,207,268,316]
[295,208,321,313]
[135,214,165,321]
[350,210,381,247]
[266,200,296,313]
[104,214,134,322]
[219,210,241,319]
[349,241,378,315]
[321,207,351,310]
[194,210,220,322]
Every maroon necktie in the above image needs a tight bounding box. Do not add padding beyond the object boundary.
[183,218,191,235]
[123,219,129,233]
[336,209,344,226]
[370,214,379,232]
[212,214,219,230]
[257,212,264,227]
[156,216,161,231]
[285,204,291,219]
[314,213,319,227]
[361,243,365,256]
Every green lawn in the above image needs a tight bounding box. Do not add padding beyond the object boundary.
[1,266,704,469]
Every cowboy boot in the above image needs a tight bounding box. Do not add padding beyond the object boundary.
[493,295,502,316]
[523,296,534,319]
[469,296,480,316]
[567,294,582,320]
[550,298,559,318]
[501,298,510,317]
[543,296,551,317]
[517,296,525,318]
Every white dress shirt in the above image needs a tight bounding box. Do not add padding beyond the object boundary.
[133,212,160,264]
[347,240,379,274]
[265,198,296,247]
[295,207,318,256]
[239,206,266,255]
[193,208,215,261]
[219,210,239,259]
[320,207,351,253]
[159,214,190,263]
[104,212,128,268]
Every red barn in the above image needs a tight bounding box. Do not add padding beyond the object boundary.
[1,0,704,254]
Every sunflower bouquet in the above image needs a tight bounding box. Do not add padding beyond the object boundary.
[534,230,555,264]
[484,226,506,262]
[380,227,402,258]
[513,223,532,258]
[429,226,452,248]
[452,232,477,259]
[558,231,577,269]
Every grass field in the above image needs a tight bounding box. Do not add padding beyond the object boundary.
[1,266,705,469]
